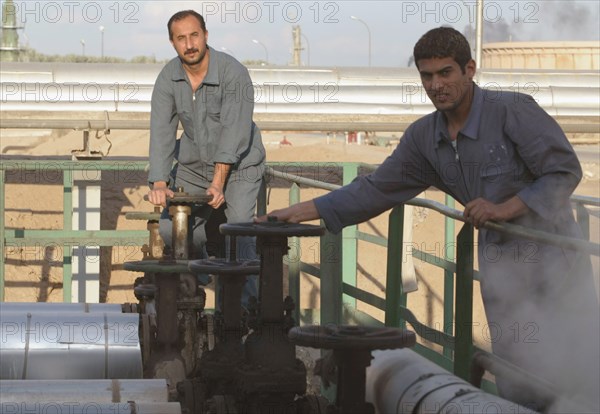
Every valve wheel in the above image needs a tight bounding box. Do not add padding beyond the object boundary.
[289,325,416,350]
[125,211,162,221]
[188,258,260,275]
[219,222,326,237]
[124,259,191,274]
[170,192,213,204]
[142,192,212,205]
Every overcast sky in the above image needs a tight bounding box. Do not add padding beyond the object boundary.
[3,1,599,66]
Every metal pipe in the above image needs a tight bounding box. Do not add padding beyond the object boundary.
[148,207,164,259]
[0,117,597,134]
[0,402,181,414]
[2,59,600,120]
[0,311,142,379]
[1,85,599,118]
[470,351,556,407]
[155,274,179,347]
[0,302,123,313]
[256,234,289,323]
[169,204,191,260]
[0,379,169,403]
[2,62,599,87]
[365,349,538,414]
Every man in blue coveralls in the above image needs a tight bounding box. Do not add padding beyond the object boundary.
[147,10,265,306]
[259,27,599,410]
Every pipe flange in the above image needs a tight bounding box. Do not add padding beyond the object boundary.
[124,259,191,274]
[189,258,260,276]
[134,283,156,299]
[289,325,416,350]
[219,221,325,237]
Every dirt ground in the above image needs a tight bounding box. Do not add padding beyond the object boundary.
[2,129,599,353]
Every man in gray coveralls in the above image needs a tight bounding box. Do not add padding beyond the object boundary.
[260,27,599,410]
[147,10,265,305]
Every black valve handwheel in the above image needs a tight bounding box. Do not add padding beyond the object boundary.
[219,222,325,237]
[124,259,192,274]
[189,258,260,275]
[288,325,416,350]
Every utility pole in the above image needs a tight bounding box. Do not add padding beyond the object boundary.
[291,25,302,66]
[475,0,484,71]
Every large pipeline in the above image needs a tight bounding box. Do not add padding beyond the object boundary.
[0,402,181,414]
[0,302,123,313]
[1,63,598,118]
[365,349,538,414]
[0,379,169,403]
[0,310,142,379]
[365,349,598,414]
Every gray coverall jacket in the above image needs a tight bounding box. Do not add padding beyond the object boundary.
[315,84,599,408]
[148,47,265,304]
[149,46,265,186]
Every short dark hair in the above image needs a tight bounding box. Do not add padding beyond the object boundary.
[413,27,472,73]
[168,10,206,40]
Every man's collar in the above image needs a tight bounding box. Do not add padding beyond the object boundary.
[434,83,483,145]
[171,60,187,81]
[203,46,220,86]
[171,45,220,86]
[461,83,483,140]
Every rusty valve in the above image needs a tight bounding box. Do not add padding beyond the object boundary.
[289,325,416,414]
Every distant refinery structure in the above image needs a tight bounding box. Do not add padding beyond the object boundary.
[482,41,599,70]
[0,0,21,62]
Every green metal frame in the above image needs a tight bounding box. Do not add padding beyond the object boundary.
[0,160,149,302]
[262,163,600,390]
[1,159,599,392]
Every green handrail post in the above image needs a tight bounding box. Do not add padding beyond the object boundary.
[341,163,359,308]
[63,168,73,303]
[454,223,474,381]
[576,202,590,241]
[257,176,267,217]
[1,160,151,303]
[0,169,5,302]
[443,195,456,359]
[288,183,301,322]
[385,205,407,329]
[320,226,343,327]
[319,223,342,406]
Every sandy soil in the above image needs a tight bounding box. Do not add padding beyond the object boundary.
[2,129,599,352]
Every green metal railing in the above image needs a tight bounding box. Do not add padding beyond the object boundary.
[0,160,149,302]
[262,164,600,386]
[1,159,599,388]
